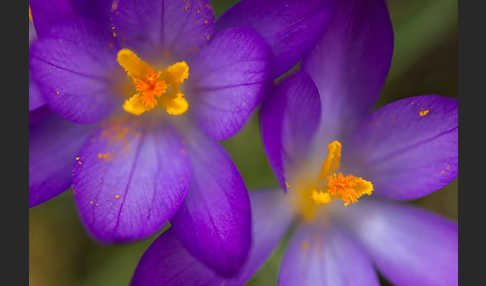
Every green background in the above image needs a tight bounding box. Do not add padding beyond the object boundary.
[29,0,458,285]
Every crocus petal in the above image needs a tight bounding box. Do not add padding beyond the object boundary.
[216,0,336,78]
[188,27,271,140]
[131,190,293,286]
[29,0,76,35]
[73,119,190,243]
[346,95,458,200]
[279,224,378,286]
[111,0,214,59]
[30,19,119,124]
[30,0,112,35]
[342,200,458,286]
[70,0,113,24]
[29,16,45,114]
[260,71,321,190]
[229,190,294,283]
[29,112,93,207]
[29,19,37,44]
[29,106,49,126]
[303,0,394,142]
[29,79,45,112]
[171,126,251,276]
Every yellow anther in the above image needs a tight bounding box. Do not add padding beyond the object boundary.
[161,62,189,89]
[318,141,341,181]
[163,93,189,115]
[117,49,189,116]
[117,49,152,80]
[311,190,331,204]
[123,94,148,115]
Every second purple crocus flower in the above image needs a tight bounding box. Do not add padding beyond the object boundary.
[131,0,458,285]
[29,0,332,277]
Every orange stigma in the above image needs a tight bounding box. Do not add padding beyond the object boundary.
[134,70,168,108]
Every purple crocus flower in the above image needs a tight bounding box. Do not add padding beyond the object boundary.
[29,0,332,277]
[131,0,458,285]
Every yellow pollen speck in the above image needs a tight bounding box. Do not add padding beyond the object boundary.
[440,170,445,175]
[75,156,80,160]
[204,20,208,24]
[77,161,83,165]
[419,109,430,117]
[89,201,94,204]
[113,31,117,38]
[285,182,291,189]
[117,49,189,116]
[97,153,111,160]
[56,90,60,95]
[115,195,120,199]
[446,164,451,170]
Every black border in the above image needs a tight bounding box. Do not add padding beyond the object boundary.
[458,0,482,285]
[3,0,29,285]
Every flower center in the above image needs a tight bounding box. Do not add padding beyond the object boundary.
[117,49,189,116]
[289,141,373,221]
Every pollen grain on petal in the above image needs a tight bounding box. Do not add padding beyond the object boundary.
[97,152,112,161]
[419,109,430,117]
